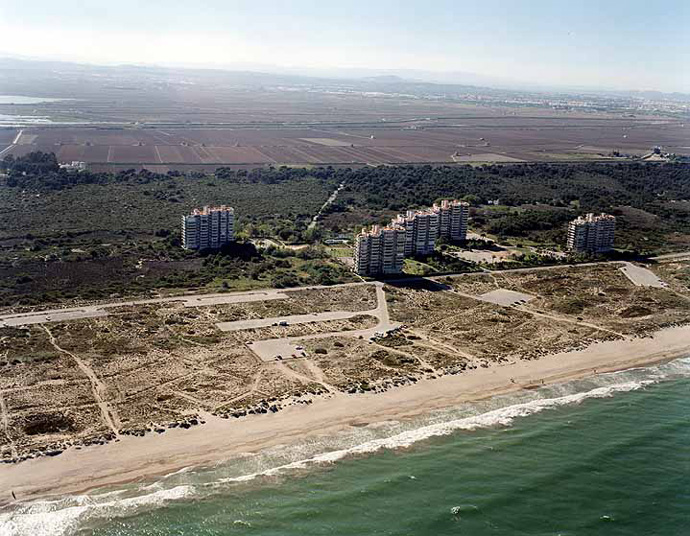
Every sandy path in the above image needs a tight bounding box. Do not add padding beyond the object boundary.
[408,328,476,361]
[1,324,689,506]
[169,390,212,410]
[275,360,336,393]
[376,343,440,374]
[301,359,337,391]
[212,369,265,413]
[447,282,629,340]
[0,394,17,459]
[308,182,345,231]
[42,326,120,435]
[517,305,630,339]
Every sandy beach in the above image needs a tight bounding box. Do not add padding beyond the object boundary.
[1,324,689,507]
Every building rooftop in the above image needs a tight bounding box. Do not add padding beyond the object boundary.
[358,223,405,238]
[571,213,616,224]
[433,199,469,209]
[395,199,467,224]
[358,199,468,240]
[188,205,235,216]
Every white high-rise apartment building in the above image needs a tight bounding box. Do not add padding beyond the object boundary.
[354,224,406,276]
[391,199,470,257]
[434,199,469,242]
[567,213,615,253]
[353,199,471,276]
[182,205,235,250]
[394,209,440,256]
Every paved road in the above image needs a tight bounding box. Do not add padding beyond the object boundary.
[0,289,295,327]
[1,309,109,327]
[308,182,345,231]
[0,283,384,327]
[182,292,289,307]
[478,289,535,306]
[1,282,375,327]
[0,129,21,158]
[619,262,667,288]
[4,253,685,328]
[247,283,401,362]
[652,251,690,261]
[217,309,376,332]
[426,261,625,284]
[0,260,635,328]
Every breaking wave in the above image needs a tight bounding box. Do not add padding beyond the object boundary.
[1,357,688,536]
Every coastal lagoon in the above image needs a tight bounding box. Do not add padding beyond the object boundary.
[0,114,53,126]
[0,96,83,126]
[0,96,71,105]
[2,356,689,536]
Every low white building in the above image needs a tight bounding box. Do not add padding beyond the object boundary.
[59,161,87,171]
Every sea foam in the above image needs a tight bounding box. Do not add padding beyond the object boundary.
[215,380,654,483]
[0,486,193,536]
[2,356,689,536]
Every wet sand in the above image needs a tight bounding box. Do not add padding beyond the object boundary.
[1,324,689,507]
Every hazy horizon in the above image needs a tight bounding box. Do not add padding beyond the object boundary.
[0,0,688,93]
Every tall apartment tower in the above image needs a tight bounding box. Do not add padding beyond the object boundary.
[354,225,406,276]
[567,213,616,253]
[394,209,440,256]
[434,199,470,242]
[393,199,469,257]
[182,205,235,250]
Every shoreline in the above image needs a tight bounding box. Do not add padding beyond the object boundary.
[1,324,690,508]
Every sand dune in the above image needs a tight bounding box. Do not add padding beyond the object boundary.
[1,323,689,506]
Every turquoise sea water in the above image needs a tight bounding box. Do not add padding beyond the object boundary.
[2,358,689,536]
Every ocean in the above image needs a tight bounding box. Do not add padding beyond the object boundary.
[2,357,689,536]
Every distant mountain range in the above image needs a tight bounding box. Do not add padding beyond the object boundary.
[0,56,688,103]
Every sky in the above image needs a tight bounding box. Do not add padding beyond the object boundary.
[0,0,688,92]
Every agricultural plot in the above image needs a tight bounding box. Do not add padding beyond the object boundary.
[3,111,687,170]
[0,130,17,147]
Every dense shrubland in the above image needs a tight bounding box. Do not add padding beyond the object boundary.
[2,154,688,306]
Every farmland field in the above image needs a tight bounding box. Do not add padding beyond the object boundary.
[1,62,687,170]
[1,61,689,308]
[1,117,687,171]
